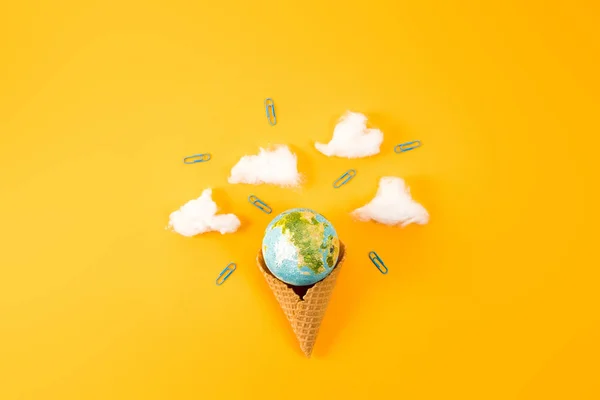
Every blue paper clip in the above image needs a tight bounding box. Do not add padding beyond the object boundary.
[369,251,388,274]
[216,262,236,286]
[333,169,357,188]
[265,98,276,126]
[394,140,421,153]
[183,153,211,164]
[248,195,272,214]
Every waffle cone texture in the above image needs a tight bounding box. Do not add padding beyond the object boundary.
[257,242,345,357]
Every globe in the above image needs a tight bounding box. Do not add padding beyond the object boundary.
[262,208,340,286]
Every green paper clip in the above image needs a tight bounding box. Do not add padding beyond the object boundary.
[265,98,276,126]
[248,195,272,214]
[333,169,357,188]
[369,251,388,274]
[183,153,211,164]
[394,140,421,153]
[216,262,236,286]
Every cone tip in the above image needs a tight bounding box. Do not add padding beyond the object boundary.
[301,345,314,358]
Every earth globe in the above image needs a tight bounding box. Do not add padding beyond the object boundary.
[262,208,340,286]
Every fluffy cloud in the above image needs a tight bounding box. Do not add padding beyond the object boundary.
[315,112,384,158]
[352,177,429,227]
[228,145,301,187]
[168,189,240,237]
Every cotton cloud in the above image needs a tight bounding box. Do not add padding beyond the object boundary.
[315,112,384,158]
[228,145,301,187]
[168,189,241,237]
[352,177,429,227]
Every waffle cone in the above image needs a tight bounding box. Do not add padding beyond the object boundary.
[257,242,345,357]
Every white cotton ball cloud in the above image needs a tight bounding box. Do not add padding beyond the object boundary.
[168,189,241,237]
[352,177,429,227]
[315,111,384,158]
[228,145,301,187]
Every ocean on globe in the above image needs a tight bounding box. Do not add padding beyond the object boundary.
[262,208,340,286]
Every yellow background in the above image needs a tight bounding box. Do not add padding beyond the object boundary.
[1,1,599,399]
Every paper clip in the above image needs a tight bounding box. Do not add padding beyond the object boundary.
[248,195,272,214]
[333,169,357,188]
[216,262,236,286]
[369,251,388,274]
[183,153,211,164]
[265,98,276,126]
[394,140,421,153]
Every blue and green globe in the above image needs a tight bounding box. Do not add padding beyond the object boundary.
[262,208,340,286]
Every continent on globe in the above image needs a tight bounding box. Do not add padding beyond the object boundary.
[262,208,340,286]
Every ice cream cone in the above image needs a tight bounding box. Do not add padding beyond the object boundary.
[257,242,345,357]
